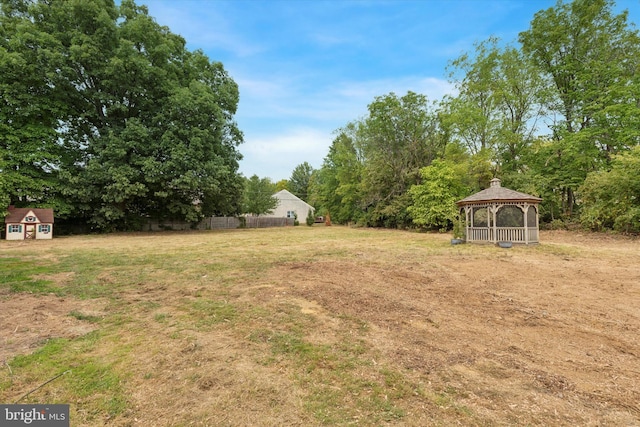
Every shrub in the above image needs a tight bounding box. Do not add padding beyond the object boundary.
[579,146,640,234]
[306,209,315,226]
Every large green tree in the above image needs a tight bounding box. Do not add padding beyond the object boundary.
[444,38,547,176]
[0,0,71,214]
[407,159,468,231]
[360,91,445,228]
[0,0,244,229]
[519,0,640,216]
[311,122,365,224]
[288,161,314,202]
[443,39,501,156]
[242,175,277,216]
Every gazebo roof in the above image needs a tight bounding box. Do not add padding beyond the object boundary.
[456,178,542,206]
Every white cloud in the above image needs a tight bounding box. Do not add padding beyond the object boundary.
[235,74,455,121]
[234,76,285,99]
[332,76,456,107]
[144,2,264,57]
[239,127,331,181]
[234,75,457,181]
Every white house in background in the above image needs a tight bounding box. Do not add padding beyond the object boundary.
[266,190,314,221]
[5,206,55,240]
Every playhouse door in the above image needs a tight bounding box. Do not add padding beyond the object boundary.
[25,224,35,239]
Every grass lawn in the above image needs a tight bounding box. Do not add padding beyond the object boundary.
[1,226,639,426]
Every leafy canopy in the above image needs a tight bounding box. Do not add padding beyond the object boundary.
[579,146,640,233]
[243,175,277,216]
[408,158,469,231]
[0,0,244,230]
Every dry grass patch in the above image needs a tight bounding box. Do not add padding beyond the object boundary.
[1,227,639,426]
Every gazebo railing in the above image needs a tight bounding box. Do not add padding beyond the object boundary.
[496,227,526,242]
[467,227,490,241]
[467,227,539,243]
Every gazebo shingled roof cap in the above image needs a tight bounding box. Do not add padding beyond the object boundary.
[456,178,542,205]
[455,178,542,245]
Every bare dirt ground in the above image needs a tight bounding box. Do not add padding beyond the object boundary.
[258,231,640,426]
[1,229,639,426]
[0,293,105,364]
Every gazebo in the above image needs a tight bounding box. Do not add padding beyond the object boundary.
[456,178,542,245]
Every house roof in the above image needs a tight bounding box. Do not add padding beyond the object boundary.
[273,190,314,209]
[5,207,55,223]
[456,178,542,206]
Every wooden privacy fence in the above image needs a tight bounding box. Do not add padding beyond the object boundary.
[146,216,295,231]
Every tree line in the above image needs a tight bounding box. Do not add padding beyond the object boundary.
[2,0,639,234]
[307,0,640,233]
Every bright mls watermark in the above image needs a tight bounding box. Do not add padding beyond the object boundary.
[1,405,69,426]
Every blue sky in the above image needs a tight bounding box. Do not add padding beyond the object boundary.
[138,0,640,182]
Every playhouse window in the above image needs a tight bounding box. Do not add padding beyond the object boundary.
[39,224,51,233]
[9,225,22,233]
[25,216,37,222]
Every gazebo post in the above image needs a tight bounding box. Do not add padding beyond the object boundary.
[524,203,529,245]
[465,206,472,242]
[492,205,497,244]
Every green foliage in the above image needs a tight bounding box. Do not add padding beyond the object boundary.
[306,208,315,226]
[243,175,277,216]
[444,39,501,156]
[5,0,640,234]
[579,146,640,233]
[452,217,465,239]
[360,91,445,228]
[275,179,289,191]
[0,0,69,211]
[312,93,444,228]
[407,160,468,231]
[444,37,546,173]
[310,1,640,233]
[518,0,640,216]
[311,123,365,225]
[289,162,314,202]
[0,0,243,229]
[466,148,494,191]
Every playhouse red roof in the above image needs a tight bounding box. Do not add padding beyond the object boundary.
[5,207,55,223]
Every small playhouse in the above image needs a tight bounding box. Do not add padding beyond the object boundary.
[4,206,55,240]
[456,178,542,245]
